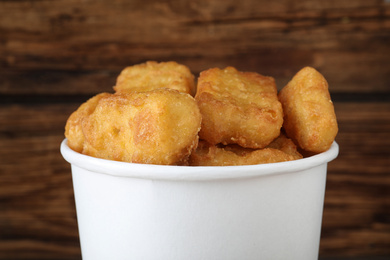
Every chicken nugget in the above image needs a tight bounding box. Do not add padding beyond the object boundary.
[66,89,201,165]
[278,67,338,153]
[266,133,303,160]
[195,67,283,149]
[65,93,111,153]
[189,140,297,166]
[114,61,196,95]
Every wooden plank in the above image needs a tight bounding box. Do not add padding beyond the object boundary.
[0,104,77,135]
[1,0,389,94]
[0,104,81,259]
[0,101,389,258]
[1,47,390,97]
[0,135,81,260]
[0,70,117,96]
[320,102,390,256]
[1,102,389,172]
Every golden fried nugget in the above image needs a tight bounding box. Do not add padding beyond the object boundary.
[278,67,338,153]
[195,67,283,149]
[114,61,196,95]
[66,89,201,165]
[65,93,111,153]
[266,133,303,160]
[189,140,297,166]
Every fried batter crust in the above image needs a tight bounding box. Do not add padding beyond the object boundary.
[195,67,283,149]
[114,61,196,95]
[265,133,303,160]
[65,89,201,165]
[189,139,299,166]
[278,67,338,153]
[65,93,111,153]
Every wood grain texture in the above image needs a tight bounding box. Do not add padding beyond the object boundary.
[321,103,390,256]
[1,0,390,94]
[1,0,389,259]
[0,104,80,259]
[1,102,389,259]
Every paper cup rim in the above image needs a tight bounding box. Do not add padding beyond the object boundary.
[60,139,338,181]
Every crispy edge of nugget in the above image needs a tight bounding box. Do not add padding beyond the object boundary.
[114,61,196,95]
[64,92,111,153]
[189,139,299,166]
[278,67,338,153]
[195,66,283,149]
[81,89,202,165]
[265,133,303,160]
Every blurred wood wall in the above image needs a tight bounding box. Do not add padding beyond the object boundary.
[1,0,389,259]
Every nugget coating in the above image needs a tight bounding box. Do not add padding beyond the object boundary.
[189,140,299,166]
[195,67,283,149]
[65,93,110,153]
[278,67,338,153]
[66,89,201,165]
[266,133,303,160]
[114,61,196,95]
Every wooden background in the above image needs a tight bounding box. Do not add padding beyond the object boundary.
[1,0,389,259]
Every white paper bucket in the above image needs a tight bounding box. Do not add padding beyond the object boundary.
[60,139,338,260]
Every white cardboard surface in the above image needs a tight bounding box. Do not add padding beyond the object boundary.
[61,139,338,260]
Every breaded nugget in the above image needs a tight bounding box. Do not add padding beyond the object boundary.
[189,140,298,166]
[114,61,196,95]
[278,67,338,153]
[66,89,201,165]
[195,67,283,149]
[266,133,303,160]
[65,93,111,153]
